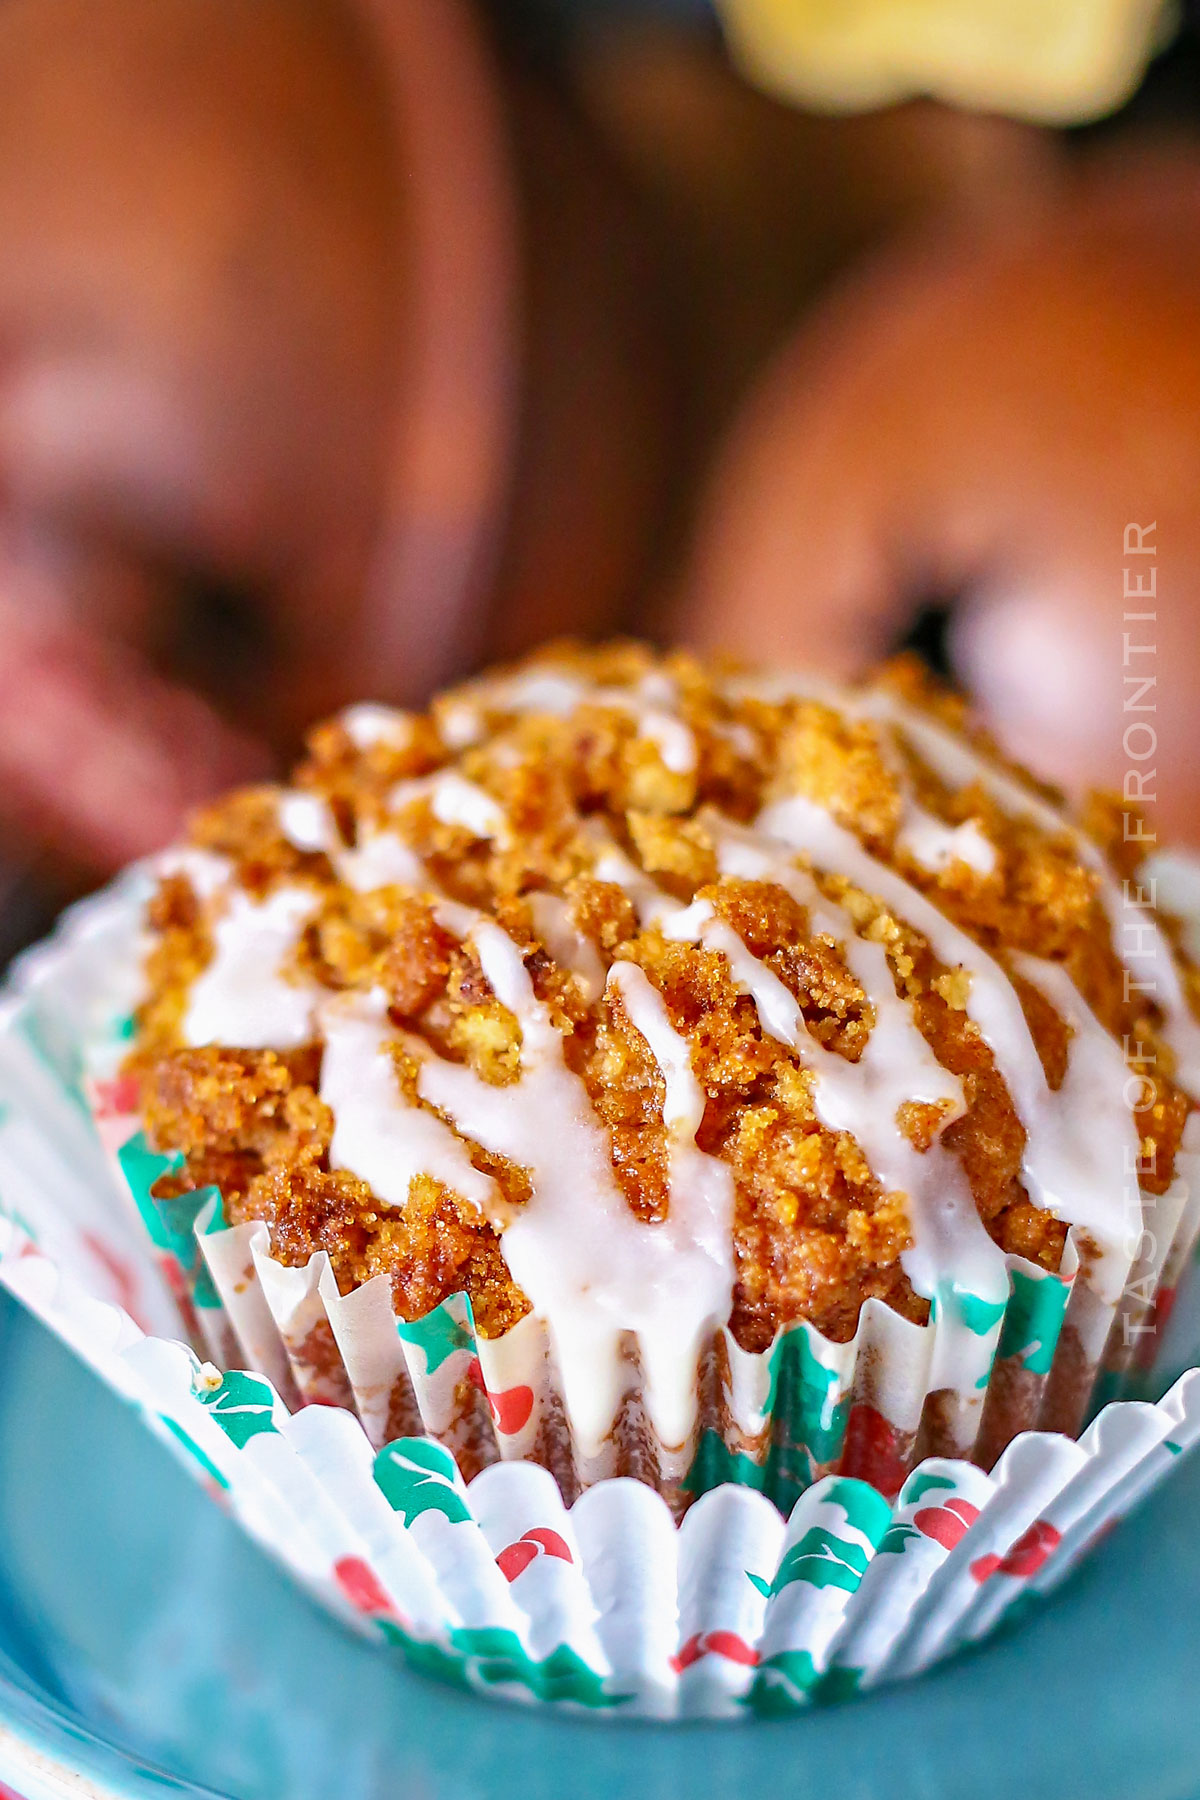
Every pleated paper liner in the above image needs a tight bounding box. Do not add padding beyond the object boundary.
[93,1119,1200,1517]
[4,1217,1200,1718]
[76,859,1200,1511]
[4,871,1200,1716]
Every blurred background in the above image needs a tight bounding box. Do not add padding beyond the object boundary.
[2,0,1200,962]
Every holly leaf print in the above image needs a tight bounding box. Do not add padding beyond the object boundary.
[373,1436,472,1525]
[766,1328,849,1465]
[193,1370,279,1448]
[397,1303,476,1376]
[769,1525,872,1596]
[898,1469,956,1507]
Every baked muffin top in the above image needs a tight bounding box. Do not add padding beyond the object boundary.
[130,642,1198,1449]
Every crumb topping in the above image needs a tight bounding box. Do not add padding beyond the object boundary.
[129,642,1196,1382]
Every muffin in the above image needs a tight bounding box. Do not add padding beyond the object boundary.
[122,641,1200,1511]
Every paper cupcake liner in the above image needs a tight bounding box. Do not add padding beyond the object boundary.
[4,1224,1194,1713]
[3,872,1200,1717]
[90,947,1200,1513]
[97,1133,1200,1516]
[4,1218,1199,1718]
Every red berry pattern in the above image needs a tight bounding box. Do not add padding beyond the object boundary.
[467,1356,534,1434]
[841,1402,908,1498]
[496,1527,573,1582]
[671,1631,760,1672]
[970,1519,1061,1583]
[335,1554,404,1621]
[913,1498,981,1549]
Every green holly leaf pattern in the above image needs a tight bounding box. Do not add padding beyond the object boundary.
[679,1427,824,1515]
[0,1201,37,1243]
[681,1353,870,1514]
[876,1521,920,1556]
[746,1649,821,1715]
[373,1436,472,1525]
[157,1414,230,1489]
[933,1284,1008,1337]
[158,1189,225,1308]
[681,1430,768,1497]
[931,1283,1008,1389]
[997,1268,1069,1376]
[899,1469,956,1506]
[764,1441,819,1516]
[769,1480,892,1594]
[746,1644,868,1714]
[766,1327,850,1466]
[813,1663,865,1704]
[18,1009,88,1112]
[770,1525,872,1596]
[396,1301,475,1375]
[117,1131,224,1306]
[194,1370,280,1447]
[118,1133,182,1253]
[683,1326,851,1515]
[399,1626,629,1708]
[824,1476,893,1544]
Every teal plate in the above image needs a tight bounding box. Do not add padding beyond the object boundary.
[1,1287,1199,1800]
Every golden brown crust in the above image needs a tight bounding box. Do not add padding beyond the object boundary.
[129,641,1193,1348]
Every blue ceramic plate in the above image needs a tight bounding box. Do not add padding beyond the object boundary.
[1,1286,1199,1800]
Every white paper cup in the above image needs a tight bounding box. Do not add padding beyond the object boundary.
[2,873,1199,1718]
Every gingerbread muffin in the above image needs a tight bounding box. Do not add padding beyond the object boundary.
[124,642,1200,1504]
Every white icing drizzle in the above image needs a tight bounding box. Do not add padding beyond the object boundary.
[436,699,486,751]
[729,666,1001,882]
[155,847,231,902]
[710,717,759,760]
[339,703,416,751]
[723,669,831,709]
[896,806,997,878]
[607,961,704,1135]
[279,768,509,895]
[407,919,734,1456]
[277,787,429,893]
[606,962,734,1311]
[430,897,481,940]
[593,825,1001,1309]
[528,893,605,1002]
[755,793,1143,1287]
[1145,851,1200,964]
[319,991,498,1216]
[702,851,986,1301]
[683,908,803,1045]
[338,830,427,893]
[853,688,1200,1097]
[629,670,699,776]
[390,771,510,844]
[435,666,699,777]
[183,885,318,1049]
[588,834,669,923]
[1008,955,1140,1303]
[159,656,1199,1452]
[727,668,1186,1282]
[278,791,339,856]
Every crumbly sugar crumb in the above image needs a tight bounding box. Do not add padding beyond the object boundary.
[129,641,1194,1354]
